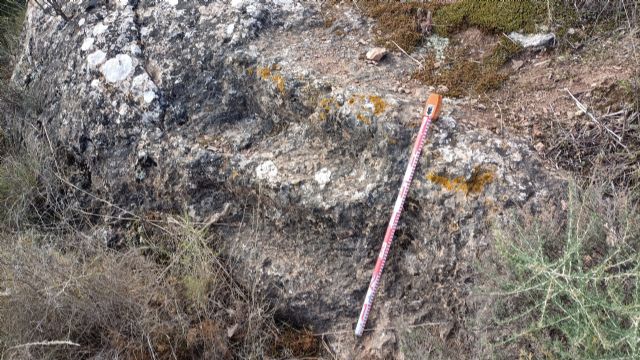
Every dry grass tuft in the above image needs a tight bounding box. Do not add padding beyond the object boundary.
[0,125,63,230]
[0,0,25,79]
[560,0,638,27]
[0,212,311,359]
[0,233,173,359]
[542,88,640,193]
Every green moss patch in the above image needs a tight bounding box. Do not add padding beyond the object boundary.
[358,0,553,52]
[355,1,587,97]
[359,1,441,53]
[414,36,522,97]
[433,0,547,36]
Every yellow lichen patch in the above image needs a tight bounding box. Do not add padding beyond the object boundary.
[467,170,495,194]
[256,65,286,95]
[246,67,254,76]
[368,96,386,115]
[271,74,286,95]
[348,95,365,105]
[426,168,495,195]
[258,67,272,80]
[318,97,336,121]
[356,113,371,126]
[319,97,335,111]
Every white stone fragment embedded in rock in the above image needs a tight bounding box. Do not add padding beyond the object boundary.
[81,37,95,51]
[166,0,179,6]
[314,168,332,188]
[144,91,156,103]
[87,50,107,68]
[78,18,85,26]
[231,0,246,9]
[129,43,142,56]
[226,23,235,36]
[246,3,263,18]
[93,22,108,36]
[256,161,278,182]
[508,32,555,48]
[100,54,134,83]
[131,73,158,104]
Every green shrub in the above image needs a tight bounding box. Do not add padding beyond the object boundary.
[489,184,640,358]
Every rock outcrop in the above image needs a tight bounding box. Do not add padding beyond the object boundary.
[12,0,564,357]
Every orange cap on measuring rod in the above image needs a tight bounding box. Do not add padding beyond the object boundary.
[425,93,443,121]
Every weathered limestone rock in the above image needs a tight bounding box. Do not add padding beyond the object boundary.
[11,0,565,358]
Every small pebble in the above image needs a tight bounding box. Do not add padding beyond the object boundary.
[366,47,388,62]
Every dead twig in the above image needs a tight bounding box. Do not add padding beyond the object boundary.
[564,88,628,151]
[390,40,424,69]
[7,340,80,351]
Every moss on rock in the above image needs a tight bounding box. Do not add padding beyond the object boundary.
[414,36,521,98]
[433,0,547,36]
[359,0,440,53]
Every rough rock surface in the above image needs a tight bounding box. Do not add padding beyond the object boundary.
[12,0,565,357]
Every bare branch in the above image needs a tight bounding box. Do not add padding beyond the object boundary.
[7,340,80,351]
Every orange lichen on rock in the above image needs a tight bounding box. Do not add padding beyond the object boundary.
[258,66,272,79]
[356,113,371,125]
[319,97,335,111]
[271,74,286,95]
[318,97,336,121]
[368,95,386,115]
[347,94,386,116]
[426,168,495,194]
[256,65,286,95]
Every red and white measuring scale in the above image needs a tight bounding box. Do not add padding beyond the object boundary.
[355,93,443,337]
